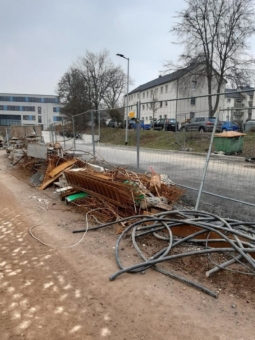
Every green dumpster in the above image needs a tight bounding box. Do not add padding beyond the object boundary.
[214,131,246,154]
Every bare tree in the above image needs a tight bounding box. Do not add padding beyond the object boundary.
[103,68,126,109]
[57,68,90,131]
[58,50,127,129]
[77,50,126,112]
[170,0,255,116]
[149,89,159,123]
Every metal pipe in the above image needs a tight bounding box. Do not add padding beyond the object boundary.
[205,255,242,277]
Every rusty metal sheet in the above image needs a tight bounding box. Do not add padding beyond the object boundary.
[64,170,136,208]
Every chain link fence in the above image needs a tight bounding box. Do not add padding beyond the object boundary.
[60,90,255,221]
[2,90,253,221]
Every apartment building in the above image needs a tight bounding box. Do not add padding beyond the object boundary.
[0,93,62,130]
[224,86,255,123]
[126,63,225,124]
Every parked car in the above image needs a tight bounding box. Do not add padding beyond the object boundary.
[245,120,255,132]
[133,120,151,130]
[221,121,240,132]
[119,119,137,129]
[153,118,179,131]
[184,116,222,132]
[106,119,119,128]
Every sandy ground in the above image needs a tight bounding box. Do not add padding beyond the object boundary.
[0,149,254,340]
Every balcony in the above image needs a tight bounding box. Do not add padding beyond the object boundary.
[234,111,244,116]
[234,102,245,108]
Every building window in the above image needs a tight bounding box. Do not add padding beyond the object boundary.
[143,93,145,99]
[44,98,59,103]
[53,116,62,122]
[146,104,148,109]
[23,115,35,121]
[160,102,163,108]
[22,106,35,111]
[27,97,42,103]
[227,98,231,103]
[160,87,163,94]
[155,88,158,94]
[147,91,149,98]
[53,107,60,113]
[164,114,167,118]
[142,105,145,110]
[165,85,168,93]
[165,101,168,106]
[7,106,20,111]
[159,115,162,119]
[0,114,21,125]
[13,97,26,102]
[38,116,42,123]
[0,96,11,101]
[38,106,41,114]
[191,81,197,90]
[190,97,196,105]
[151,90,153,97]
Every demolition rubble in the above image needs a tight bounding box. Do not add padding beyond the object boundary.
[3,126,255,298]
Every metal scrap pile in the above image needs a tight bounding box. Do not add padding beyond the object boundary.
[6,125,43,163]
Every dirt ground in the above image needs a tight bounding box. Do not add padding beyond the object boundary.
[0,149,254,340]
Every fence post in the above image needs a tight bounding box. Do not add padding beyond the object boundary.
[72,115,76,150]
[91,110,95,156]
[6,127,9,148]
[53,122,57,144]
[97,110,100,141]
[136,101,140,172]
[62,119,66,150]
[195,108,220,210]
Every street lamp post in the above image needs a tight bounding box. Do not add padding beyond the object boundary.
[116,53,129,145]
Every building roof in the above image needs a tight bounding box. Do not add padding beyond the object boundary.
[129,63,199,95]
[225,86,254,99]
[0,93,58,97]
[239,85,255,95]
[225,89,244,99]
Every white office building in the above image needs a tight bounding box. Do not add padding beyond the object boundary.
[0,93,62,130]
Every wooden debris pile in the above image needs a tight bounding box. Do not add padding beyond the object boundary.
[7,145,185,219]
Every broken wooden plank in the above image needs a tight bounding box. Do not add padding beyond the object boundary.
[48,159,77,178]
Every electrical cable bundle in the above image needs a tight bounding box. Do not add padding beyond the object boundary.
[74,210,255,298]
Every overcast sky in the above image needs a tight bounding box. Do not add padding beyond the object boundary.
[1,0,255,96]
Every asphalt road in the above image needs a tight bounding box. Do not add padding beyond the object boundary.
[63,141,255,221]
